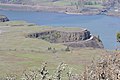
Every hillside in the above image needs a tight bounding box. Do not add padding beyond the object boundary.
[0,21,119,79]
[0,20,106,78]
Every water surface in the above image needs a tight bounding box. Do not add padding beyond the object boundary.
[0,10,120,50]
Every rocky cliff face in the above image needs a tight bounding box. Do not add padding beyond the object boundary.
[27,29,91,43]
[27,28,104,48]
[0,15,9,22]
[64,36,104,48]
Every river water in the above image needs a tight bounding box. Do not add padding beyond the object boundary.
[0,10,120,50]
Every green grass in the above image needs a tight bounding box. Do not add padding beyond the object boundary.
[0,21,107,77]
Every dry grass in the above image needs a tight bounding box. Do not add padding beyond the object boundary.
[2,52,120,80]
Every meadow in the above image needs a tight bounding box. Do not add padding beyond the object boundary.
[0,21,107,78]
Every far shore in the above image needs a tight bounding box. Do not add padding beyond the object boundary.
[0,3,120,17]
[0,3,68,13]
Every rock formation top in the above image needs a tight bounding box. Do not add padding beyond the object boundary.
[0,15,9,22]
[27,27,104,48]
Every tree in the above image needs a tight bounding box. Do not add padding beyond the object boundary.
[116,32,120,42]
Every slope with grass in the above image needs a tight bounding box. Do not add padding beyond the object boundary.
[0,21,106,77]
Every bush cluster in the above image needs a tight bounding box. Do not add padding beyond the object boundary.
[4,53,120,80]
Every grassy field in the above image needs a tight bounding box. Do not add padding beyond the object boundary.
[0,21,108,78]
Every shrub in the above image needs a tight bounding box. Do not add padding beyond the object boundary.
[65,46,70,52]
[48,47,52,50]
[81,53,120,80]
[117,32,120,42]
[52,48,57,53]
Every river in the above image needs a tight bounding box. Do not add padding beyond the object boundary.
[0,10,120,50]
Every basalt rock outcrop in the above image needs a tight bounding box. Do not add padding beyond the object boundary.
[64,36,104,48]
[27,28,104,48]
[0,15,9,22]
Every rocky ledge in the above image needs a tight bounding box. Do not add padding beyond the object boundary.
[0,15,9,22]
[27,28,104,48]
